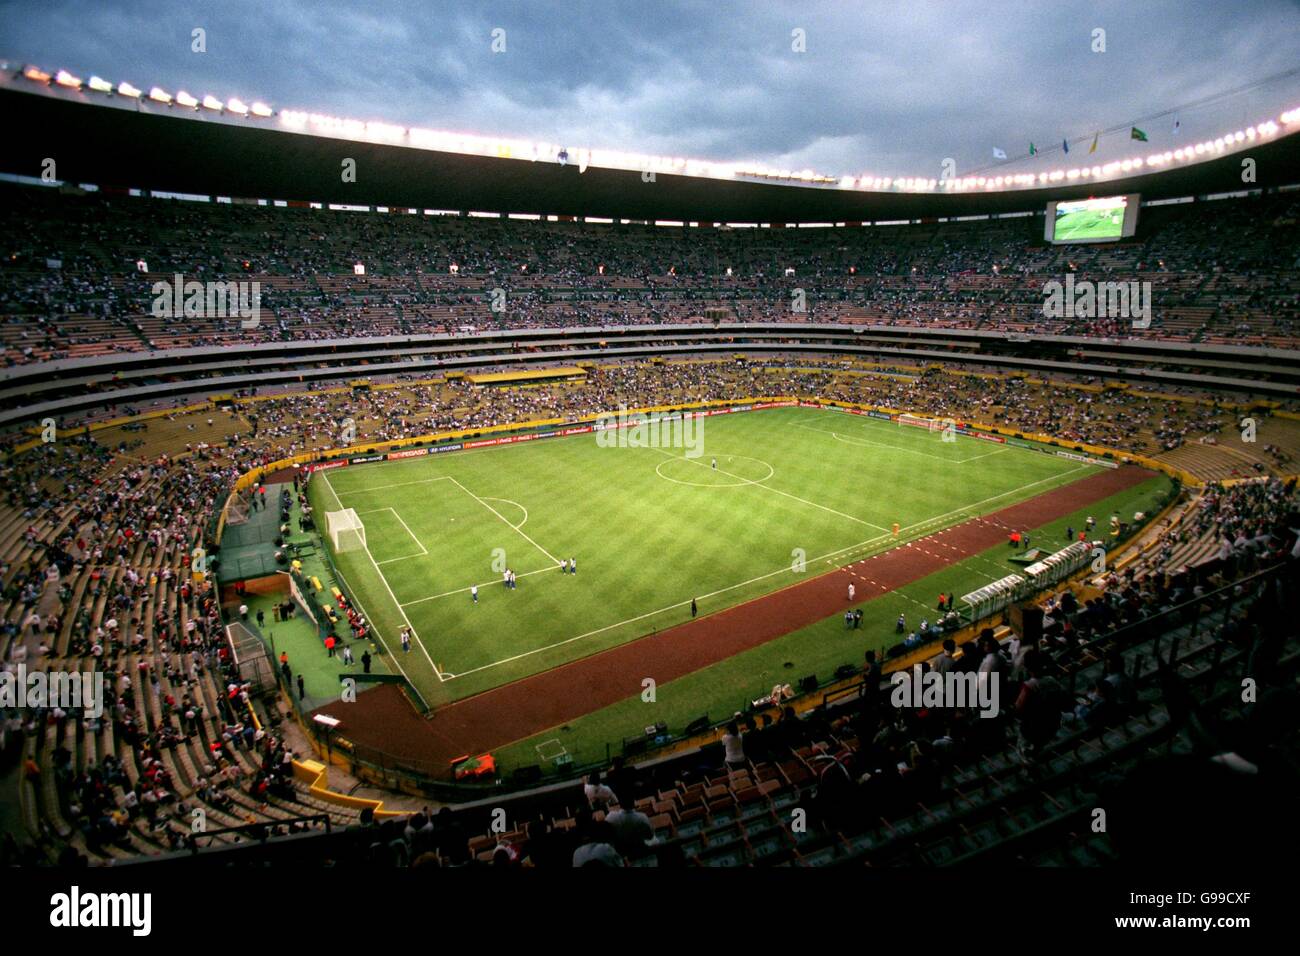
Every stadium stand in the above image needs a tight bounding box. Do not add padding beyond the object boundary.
[1,184,1297,366]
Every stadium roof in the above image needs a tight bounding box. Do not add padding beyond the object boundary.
[2,71,1299,222]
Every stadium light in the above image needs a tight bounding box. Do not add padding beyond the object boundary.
[17,58,1299,196]
[365,120,405,141]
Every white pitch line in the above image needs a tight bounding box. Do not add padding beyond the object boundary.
[336,476,453,494]
[795,411,1013,458]
[322,472,446,682]
[400,563,560,607]
[824,427,964,462]
[387,508,428,556]
[649,446,892,533]
[445,476,564,567]
[794,420,1007,464]
[480,496,528,529]
[959,446,1012,462]
[311,478,433,699]
[912,463,1093,528]
[359,507,428,563]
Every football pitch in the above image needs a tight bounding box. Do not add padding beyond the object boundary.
[307,406,1109,707]
[1054,207,1125,241]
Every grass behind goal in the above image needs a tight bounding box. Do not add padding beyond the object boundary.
[307,406,1106,707]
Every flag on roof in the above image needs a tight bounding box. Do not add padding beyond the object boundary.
[1131,127,1149,142]
[1089,132,1099,154]
[992,147,1007,160]
[1062,138,1069,154]
[1028,142,1038,155]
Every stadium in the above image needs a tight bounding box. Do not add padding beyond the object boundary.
[0,3,1298,914]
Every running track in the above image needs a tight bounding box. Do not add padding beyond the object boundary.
[316,464,1157,773]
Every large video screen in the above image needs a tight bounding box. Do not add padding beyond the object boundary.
[1045,194,1140,244]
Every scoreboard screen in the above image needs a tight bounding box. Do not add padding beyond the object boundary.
[1045,194,1140,243]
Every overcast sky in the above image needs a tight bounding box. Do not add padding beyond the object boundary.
[2,0,1298,179]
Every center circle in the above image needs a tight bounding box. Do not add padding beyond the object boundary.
[654,455,775,487]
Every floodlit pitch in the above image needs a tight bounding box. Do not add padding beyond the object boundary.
[307,405,1133,708]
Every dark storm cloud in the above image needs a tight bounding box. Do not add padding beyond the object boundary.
[2,0,1297,178]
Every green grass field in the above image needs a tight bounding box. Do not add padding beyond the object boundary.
[1054,206,1125,241]
[306,406,1131,711]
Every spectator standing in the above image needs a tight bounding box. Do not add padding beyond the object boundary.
[722,721,746,771]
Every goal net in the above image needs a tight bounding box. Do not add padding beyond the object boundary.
[897,413,943,432]
[326,509,366,553]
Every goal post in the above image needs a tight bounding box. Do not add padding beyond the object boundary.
[326,508,367,552]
